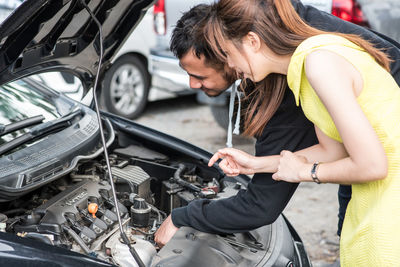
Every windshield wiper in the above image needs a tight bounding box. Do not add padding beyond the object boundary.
[0,115,45,137]
[0,109,82,156]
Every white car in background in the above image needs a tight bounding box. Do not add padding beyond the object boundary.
[99,7,157,120]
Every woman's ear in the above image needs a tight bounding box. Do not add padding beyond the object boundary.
[245,32,262,52]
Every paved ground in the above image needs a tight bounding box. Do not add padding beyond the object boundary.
[136,95,340,266]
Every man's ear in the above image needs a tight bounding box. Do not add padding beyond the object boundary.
[245,32,262,52]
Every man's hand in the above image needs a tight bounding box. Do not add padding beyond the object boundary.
[154,215,179,247]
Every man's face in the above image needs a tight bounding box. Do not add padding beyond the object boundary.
[179,50,232,97]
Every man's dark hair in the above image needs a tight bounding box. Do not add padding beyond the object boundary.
[170,4,224,70]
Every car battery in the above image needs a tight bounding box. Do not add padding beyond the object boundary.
[176,190,196,207]
[160,180,184,213]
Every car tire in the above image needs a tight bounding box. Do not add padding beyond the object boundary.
[102,55,150,119]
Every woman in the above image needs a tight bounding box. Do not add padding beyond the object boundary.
[205,0,400,265]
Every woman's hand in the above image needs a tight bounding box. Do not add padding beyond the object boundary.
[208,148,257,176]
[272,150,310,183]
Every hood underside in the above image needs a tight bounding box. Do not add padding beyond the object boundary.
[0,0,154,89]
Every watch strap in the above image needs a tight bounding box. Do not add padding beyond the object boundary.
[311,162,321,184]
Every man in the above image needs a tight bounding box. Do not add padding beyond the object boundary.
[155,1,400,245]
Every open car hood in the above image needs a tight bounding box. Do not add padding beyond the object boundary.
[0,0,154,90]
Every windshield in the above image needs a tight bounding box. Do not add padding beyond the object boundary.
[0,79,60,145]
[0,0,23,23]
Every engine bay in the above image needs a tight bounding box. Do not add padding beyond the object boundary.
[0,142,239,266]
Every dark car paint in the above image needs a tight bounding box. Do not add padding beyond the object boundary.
[0,232,116,266]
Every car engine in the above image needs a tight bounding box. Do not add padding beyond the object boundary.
[0,145,228,267]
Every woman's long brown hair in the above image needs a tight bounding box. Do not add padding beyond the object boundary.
[204,0,391,137]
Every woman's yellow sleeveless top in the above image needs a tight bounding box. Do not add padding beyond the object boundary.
[287,34,400,266]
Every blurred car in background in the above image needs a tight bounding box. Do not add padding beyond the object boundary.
[0,2,192,120]
[99,7,156,119]
[150,0,400,130]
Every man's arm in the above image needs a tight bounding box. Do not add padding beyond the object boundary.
[155,172,300,245]
[154,214,178,247]
[155,89,318,245]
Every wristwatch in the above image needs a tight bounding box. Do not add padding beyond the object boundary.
[311,162,321,184]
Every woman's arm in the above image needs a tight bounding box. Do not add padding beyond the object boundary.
[295,126,348,162]
[278,49,388,184]
[208,125,349,176]
[208,147,281,176]
[209,50,387,183]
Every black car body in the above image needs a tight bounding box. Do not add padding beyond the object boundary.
[0,0,311,266]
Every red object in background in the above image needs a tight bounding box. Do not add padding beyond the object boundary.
[153,0,165,13]
[332,0,370,27]
[153,0,166,35]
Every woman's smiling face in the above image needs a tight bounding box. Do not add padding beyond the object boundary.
[224,32,278,82]
[224,41,249,79]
